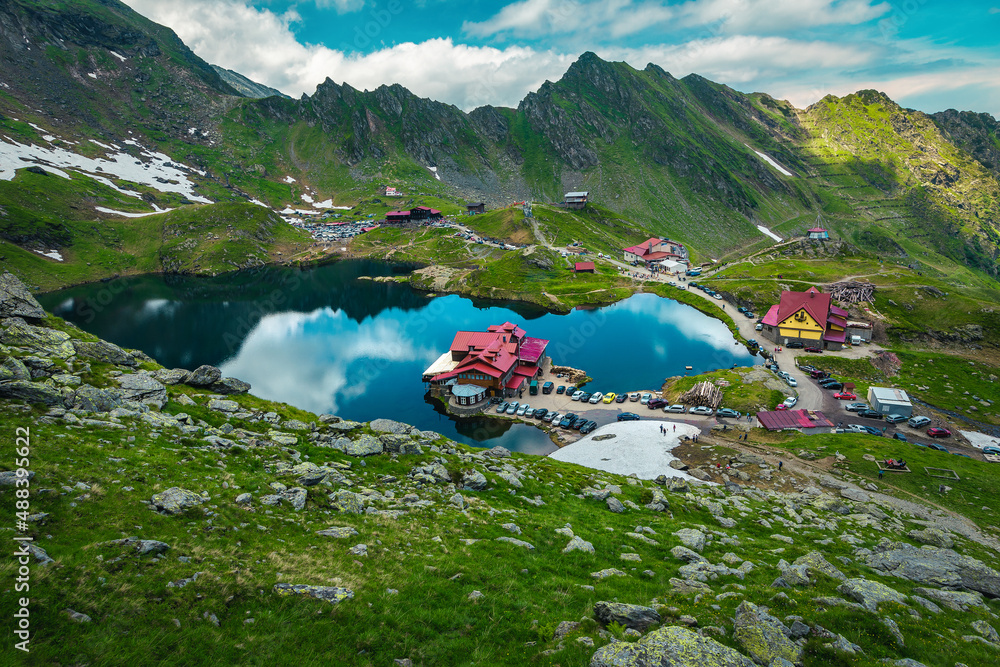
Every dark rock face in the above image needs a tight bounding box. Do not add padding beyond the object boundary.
[860,539,1000,598]
[187,365,222,386]
[594,601,662,631]
[210,377,251,394]
[0,273,45,320]
[0,379,64,405]
[73,340,138,367]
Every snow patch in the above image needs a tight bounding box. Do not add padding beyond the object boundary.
[280,207,322,216]
[87,72,97,79]
[961,431,1000,450]
[757,225,782,242]
[34,249,64,262]
[283,176,296,183]
[95,206,173,218]
[110,51,126,62]
[747,145,793,176]
[301,193,314,203]
[249,199,269,207]
[427,165,441,181]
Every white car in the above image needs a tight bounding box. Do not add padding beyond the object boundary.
[640,393,652,405]
[664,404,686,413]
[628,392,640,402]
[588,392,604,404]
[506,402,519,414]
[689,406,714,415]
[907,416,931,428]
[785,377,798,387]
[713,293,723,300]
[571,391,584,401]
[755,323,763,331]
[782,396,798,408]
[548,413,562,424]
[516,403,529,416]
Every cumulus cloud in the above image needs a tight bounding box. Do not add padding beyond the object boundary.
[463,0,674,40]
[679,0,890,34]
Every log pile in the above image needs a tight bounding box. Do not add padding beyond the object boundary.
[828,281,876,304]
[679,381,724,408]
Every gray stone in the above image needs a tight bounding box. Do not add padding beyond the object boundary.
[590,625,756,667]
[563,536,595,553]
[64,608,92,623]
[273,583,353,604]
[0,379,64,405]
[481,445,511,459]
[449,493,466,509]
[792,551,846,581]
[369,418,413,434]
[329,490,365,514]
[51,373,81,387]
[210,377,251,395]
[553,620,580,640]
[674,528,706,552]
[462,470,487,491]
[0,469,33,486]
[72,384,123,412]
[0,272,45,320]
[1,320,74,359]
[840,488,870,502]
[495,537,534,550]
[907,527,954,549]
[606,496,625,513]
[114,373,167,409]
[667,477,690,493]
[861,539,1000,598]
[911,587,985,612]
[0,356,31,381]
[501,523,521,535]
[235,493,252,506]
[836,578,908,612]
[317,526,359,539]
[670,546,708,564]
[153,368,191,385]
[72,340,137,367]
[788,620,810,639]
[882,617,905,647]
[830,634,863,655]
[591,568,628,580]
[972,620,1000,643]
[594,601,662,631]
[733,600,801,666]
[208,399,240,413]
[347,543,368,557]
[342,434,383,457]
[150,487,205,515]
[187,365,222,386]
[26,543,54,566]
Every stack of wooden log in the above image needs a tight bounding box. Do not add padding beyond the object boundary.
[828,281,876,304]
[679,381,724,408]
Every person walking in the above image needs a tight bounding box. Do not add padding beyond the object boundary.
[673,424,676,432]
[878,468,884,480]
[778,461,783,471]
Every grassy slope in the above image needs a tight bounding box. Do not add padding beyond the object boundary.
[3,316,1000,666]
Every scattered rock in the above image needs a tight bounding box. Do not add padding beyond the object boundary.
[64,608,92,623]
[594,601,662,631]
[590,625,756,667]
[273,583,353,604]
[187,365,222,386]
[114,373,167,409]
[150,487,204,515]
[563,536,595,554]
[73,340,138,367]
[0,272,46,320]
[836,578,908,612]
[733,600,802,666]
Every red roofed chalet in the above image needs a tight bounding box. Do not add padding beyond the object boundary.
[759,287,849,350]
[574,262,595,273]
[422,322,549,397]
[622,238,686,266]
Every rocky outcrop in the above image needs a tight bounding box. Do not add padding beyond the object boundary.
[187,365,222,386]
[150,487,205,515]
[272,583,353,604]
[0,273,45,320]
[837,578,908,612]
[72,340,138,367]
[114,372,168,409]
[590,625,756,667]
[733,600,802,665]
[594,601,661,631]
[1,319,75,358]
[860,539,1000,598]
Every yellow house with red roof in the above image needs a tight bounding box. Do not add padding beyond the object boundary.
[759,287,849,350]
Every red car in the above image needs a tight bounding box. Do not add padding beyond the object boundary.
[927,427,951,438]
[804,346,823,353]
[775,404,789,411]
[833,392,857,400]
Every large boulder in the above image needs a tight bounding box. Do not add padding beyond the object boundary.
[273,583,353,604]
[341,434,383,457]
[463,470,488,491]
[0,273,45,320]
[837,578,909,612]
[210,377,251,395]
[329,490,366,514]
[369,418,414,434]
[860,539,1000,598]
[153,368,191,385]
[72,340,138,367]
[114,373,167,409]
[590,625,756,667]
[72,384,123,413]
[594,601,661,631]
[1,320,75,358]
[733,600,802,666]
[187,364,222,386]
[0,357,31,381]
[793,551,847,581]
[150,487,205,515]
[0,379,64,405]
[674,528,706,553]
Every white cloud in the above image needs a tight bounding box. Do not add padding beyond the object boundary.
[314,0,366,12]
[463,0,674,40]
[679,0,890,34]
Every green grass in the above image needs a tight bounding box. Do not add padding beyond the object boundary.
[664,368,787,413]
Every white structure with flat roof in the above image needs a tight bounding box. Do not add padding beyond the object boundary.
[867,386,913,418]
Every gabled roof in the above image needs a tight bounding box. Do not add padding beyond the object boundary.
[574,262,595,271]
[807,227,828,233]
[775,287,830,329]
[761,304,781,327]
[387,211,410,216]
[756,409,834,431]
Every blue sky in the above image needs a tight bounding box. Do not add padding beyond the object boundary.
[124,0,1000,115]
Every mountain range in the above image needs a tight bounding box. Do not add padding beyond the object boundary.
[0,0,998,278]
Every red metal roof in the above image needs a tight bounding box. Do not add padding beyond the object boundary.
[387,211,410,216]
[775,287,831,329]
[830,305,849,317]
[823,330,847,343]
[518,337,548,363]
[574,262,595,272]
[513,364,539,378]
[807,228,828,233]
[756,409,834,431]
[761,304,781,327]
[828,315,847,328]
[505,375,525,389]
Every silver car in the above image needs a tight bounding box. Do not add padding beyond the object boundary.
[664,404,686,413]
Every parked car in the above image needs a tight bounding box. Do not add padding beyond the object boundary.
[786,377,798,387]
[559,414,577,428]
[506,402,519,415]
[615,393,628,403]
[884,414,907,424]
[804,346,823,353]
[716,408,740,418]
[580,421,597,434]
[907,416,931,428]
[617,412,640,421]
[799,365,817,373]
[571,391,584,401]
[496,401,509,413]
[738,306,747,313]
[755,323,763,331]
[744,311,755,319]
[664,404,686,414]
[862,426,883,437]
[589,392,604,404]
[982,445,1000,456]
[648,398,668,410]
[912,442,929,448]
[927,427,952,438]
[545,412,560,424]
[892,432,908,442]
[689,405,714,415]
[786,341,804,349]
[572,417,588,430]
[629,392,640,402]
[713,293,723,300]
[810,370,830,379]
[775,404,789,411]
[856,409,882,419]
[845,402,869,412]
[578,392,592,403]
[782,396,798,409]
[746,339,759,347]
[846,424,868,433]
[833,392,857,400]
[927,442,948,452]
[516,403,530,416]
[602,392,616,404]
[823,382,844,391]
[556,385,566,395]
[817,377,840,386]
[640,393,652,405]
